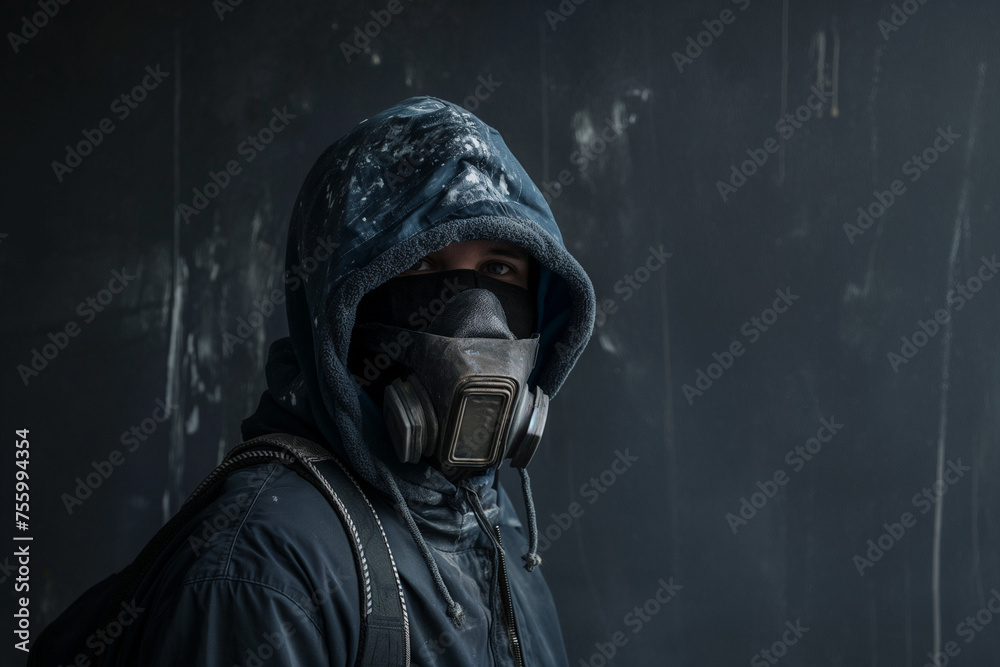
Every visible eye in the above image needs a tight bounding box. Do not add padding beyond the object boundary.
[406,258,431,272]
[481,261,513,277]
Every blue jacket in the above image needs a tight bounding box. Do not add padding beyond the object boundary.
[107,97,595,666]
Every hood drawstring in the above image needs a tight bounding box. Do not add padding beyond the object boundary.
[373,460,543,629]
[517,468,542,572]
[374,460,466,628]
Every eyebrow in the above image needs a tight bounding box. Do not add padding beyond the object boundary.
[484,245,531,262]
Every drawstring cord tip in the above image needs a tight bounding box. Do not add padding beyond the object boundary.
[522,552,542,572]
[447,601,466,628]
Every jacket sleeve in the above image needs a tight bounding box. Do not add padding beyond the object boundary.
[123,576,349,666]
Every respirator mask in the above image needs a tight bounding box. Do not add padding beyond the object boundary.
[348,270,549,474]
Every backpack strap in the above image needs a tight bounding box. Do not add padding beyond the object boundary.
[90,433,409,666]
[235,433,411,666]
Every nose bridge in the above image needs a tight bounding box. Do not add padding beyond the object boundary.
[426,288,514,339]
[432,240,484,274]
[441,254,481,274]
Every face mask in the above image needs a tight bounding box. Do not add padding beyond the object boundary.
[348,269,537,408]
[352,286,548,473]
[353,269,537,339]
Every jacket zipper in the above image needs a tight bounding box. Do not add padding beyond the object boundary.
[465,487,526,667]
[494,524,525,667]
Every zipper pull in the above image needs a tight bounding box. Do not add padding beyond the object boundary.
[462,483,503,550]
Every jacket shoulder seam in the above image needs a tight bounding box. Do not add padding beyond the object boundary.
[219,462,284,576]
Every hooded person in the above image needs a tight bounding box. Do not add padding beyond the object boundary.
[105,96,596,666]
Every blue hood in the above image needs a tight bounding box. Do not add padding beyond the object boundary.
[243,96,595,503]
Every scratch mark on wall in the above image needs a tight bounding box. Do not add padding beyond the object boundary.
[811,29,826,120]
[164,27,187,522]
[777,0,789,185]
[540,20,550,183]
[930,60,986,659]
[867,46,883,188]
[830,17,840,118]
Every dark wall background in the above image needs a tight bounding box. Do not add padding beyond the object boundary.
[3,0,1000,664]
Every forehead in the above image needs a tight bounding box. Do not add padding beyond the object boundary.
[428,239,531,261]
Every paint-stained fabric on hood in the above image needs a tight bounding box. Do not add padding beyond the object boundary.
[242,96,596,504]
